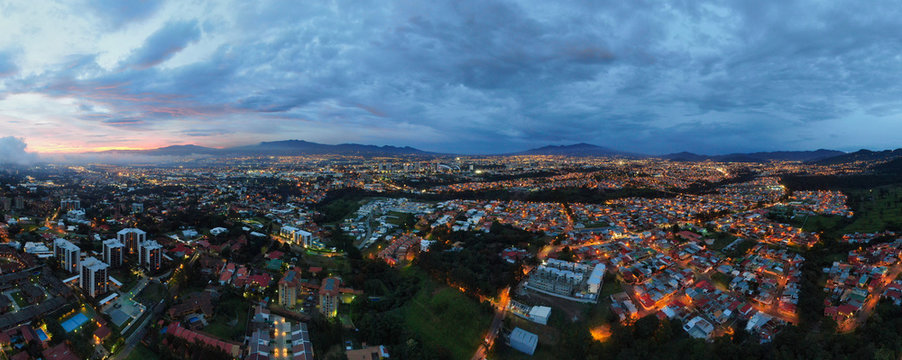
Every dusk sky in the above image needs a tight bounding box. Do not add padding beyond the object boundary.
[2,0,902,155]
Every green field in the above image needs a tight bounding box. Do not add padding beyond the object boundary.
[10,291,28,308]
[401,273,491,360]
[795,185,902,237]
[136,281,168,305]
[204,293,249,341]
[707,232,738,252]
[125,344,159,360]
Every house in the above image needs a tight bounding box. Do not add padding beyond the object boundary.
[346,345,390,360]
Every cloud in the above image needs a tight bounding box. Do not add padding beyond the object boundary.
[87,0,163,28]
[125,20,202,69]
[3,0,902,154]
[0,137,38,165]
[0,51,17,78]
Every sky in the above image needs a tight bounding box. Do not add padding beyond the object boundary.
[1,0,902,155]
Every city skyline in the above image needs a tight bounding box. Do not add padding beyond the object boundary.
[3,1,902,155]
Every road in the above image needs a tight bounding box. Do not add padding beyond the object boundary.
[471,287,510,360]
[111,299,161,360]
[840,260,902,332]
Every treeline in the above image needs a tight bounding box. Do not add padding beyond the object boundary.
[782,174,902,191]
[346,261,431,359]
[416,223,540,297]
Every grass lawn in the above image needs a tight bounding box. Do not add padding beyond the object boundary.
[10,291,28,308]
[109,269,138,293]
[795,185,902,237]
[708,232,738,251]
[204,293,249,341]
[401,270,491,360]
[125,344,159,360]
[711,272,732,289]
[136,281,168,306]
[586,275,622,328]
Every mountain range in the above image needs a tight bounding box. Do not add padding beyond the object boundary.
[98,140,435,157]
[92,140,902,164]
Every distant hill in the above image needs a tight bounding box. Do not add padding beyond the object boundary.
[225,140,434,156]
[812,148,902,164]
[97,145,220,156]
[514,143,645,158]
[663,149,844,163]
[97,140,435,157]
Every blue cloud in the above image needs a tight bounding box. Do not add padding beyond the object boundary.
[0,51,17,77]
[5,0,902,154]
[87,0,163,28]
[126,20,201,69]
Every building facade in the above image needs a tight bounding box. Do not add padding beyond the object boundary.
[319,277,340,318]
[280,226,313,247]
[80,257,109,298]
[53,238,80,273]
[139,240,163,271]
[278,268,303,307]
[117,228,146,255]
[102,239,124,267]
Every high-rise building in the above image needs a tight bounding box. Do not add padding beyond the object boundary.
[139,240,162,271]
[60,198,81,211]
[280,226,313,247]
[278,268,303,307]
[13,196,24,210]
[0,197,10,211]
[53,238,80,273]
[79,257,109,298]
[319,277,341,318]
[102,239,124,267]
[117,228,146,254]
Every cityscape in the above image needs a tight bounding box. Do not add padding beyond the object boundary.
[3,1,902,360]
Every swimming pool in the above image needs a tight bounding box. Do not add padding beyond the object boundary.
[60,313,90,333]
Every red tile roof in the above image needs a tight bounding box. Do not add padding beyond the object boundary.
[166,322,241,357]
[42,343,79,360]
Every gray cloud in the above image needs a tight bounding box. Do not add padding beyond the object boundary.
[4,0,902,154]
[125,20,202,69]
[0,137,38,165]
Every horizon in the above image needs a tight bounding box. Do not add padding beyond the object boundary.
[4,135,902,159]
[3,1,902,154]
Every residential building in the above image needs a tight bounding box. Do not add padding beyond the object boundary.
[80,257,109,298]
[346,346,390,360]
[319,277,340,318]
[139,240,163,271]
[117,228,146,254]
[102,239,124,267]
[280,226,313,247]
[53,238,80,273]
[278,268,303,308]
[59,198,80,211]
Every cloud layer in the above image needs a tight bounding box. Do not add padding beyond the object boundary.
[0,137,38,165]
[1,0,902,154]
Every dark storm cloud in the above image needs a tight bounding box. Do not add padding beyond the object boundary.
[5,0,902,153]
